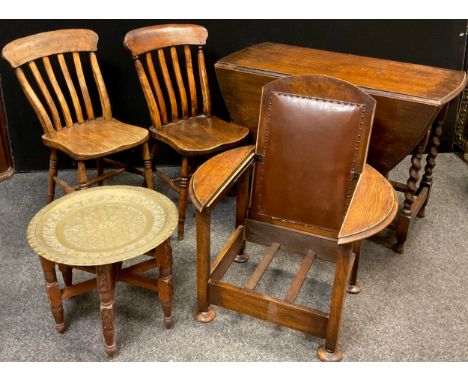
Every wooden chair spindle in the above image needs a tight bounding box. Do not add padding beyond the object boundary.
[184,45,198,116]
[58,53,84,123]
[158,49,178,122]
[146,52,168,124]
[73,52,94,120]
[170,46,188,119]
[43,56,73,128]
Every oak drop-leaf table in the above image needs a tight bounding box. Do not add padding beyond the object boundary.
[27,185,178,356]
[215,42,467,253]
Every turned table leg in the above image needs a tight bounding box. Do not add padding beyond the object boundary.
[96,264,117,357]
[39,256,65,333]
[195,210,216,323]
[156,240,174,328]
[417,105,448,218]
[317,243,353,362]
[58,264,73,287]
[393,105,449,254]
[393,142,424,254]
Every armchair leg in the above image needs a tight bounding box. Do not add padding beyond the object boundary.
[177,156,190,241]
[317,243,352,362]
[47,149,58,203]
[39,256,65,333]
[195,211,216,323]
[393,215,410,254]
[347,241,362,294]
[156,240,174,328]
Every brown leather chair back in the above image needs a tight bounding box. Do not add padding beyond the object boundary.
[249,74,376,239]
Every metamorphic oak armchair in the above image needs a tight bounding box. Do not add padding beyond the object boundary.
[124,24,249,240]
[189,75,399,361]
[1,29,155,199]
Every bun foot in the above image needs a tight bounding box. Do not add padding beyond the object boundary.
[392,241,405,254]
[105,343,117,357]
[195,308,216,323]
[347,281,362,294]
[55,323,66,333]
[234,253,249,263]
[164,315,173,329]
[317,345,343,362]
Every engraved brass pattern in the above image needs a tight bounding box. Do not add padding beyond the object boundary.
[27,186,178,266]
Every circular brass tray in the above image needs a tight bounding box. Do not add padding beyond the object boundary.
[27,186,178,266]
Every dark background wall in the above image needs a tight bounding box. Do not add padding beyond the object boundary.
[1,19,467,172]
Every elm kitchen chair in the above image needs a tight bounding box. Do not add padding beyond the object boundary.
[189,75,399,361]
[2,29,155,199]
[124,24,249,240]
[2,29,157,304]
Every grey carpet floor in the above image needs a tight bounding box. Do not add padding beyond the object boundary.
[0,153,467,362]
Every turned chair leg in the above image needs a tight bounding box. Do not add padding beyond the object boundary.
[317,243,353,362]
[58,264,73,287]
[97,158,104,186]
[47,149,58,203]
[39,256,65,333]
[195,210,216,322]
[177,156,190,240]
[156,240,173,328]
[348,241,362,294]
[77,161,88,190]
[142,141,154,190]
[150,140,159,169]
[96,264,117,357]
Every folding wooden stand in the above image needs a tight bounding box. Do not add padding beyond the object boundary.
[27,186,178,356]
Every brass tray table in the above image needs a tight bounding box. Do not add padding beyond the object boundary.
[27,185,178,356]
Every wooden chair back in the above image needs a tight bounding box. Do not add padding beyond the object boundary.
[124,24,210,130]
[2,29,112,138]
[249,74,376,239]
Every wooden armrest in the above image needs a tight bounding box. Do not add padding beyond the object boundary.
[189,145,256,213]
[338,164,399,244]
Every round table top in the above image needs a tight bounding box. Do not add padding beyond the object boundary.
[27,186,178,266]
